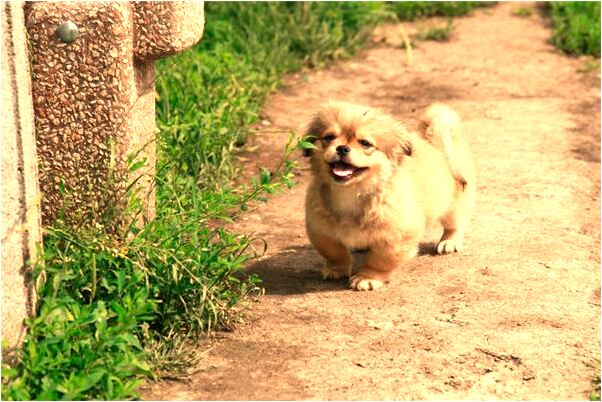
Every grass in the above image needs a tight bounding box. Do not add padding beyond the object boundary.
[391,2,492,46]
[548,1,601,57]
[155,2,393,191]
[588,360,601,401]
[415,20,456,42]
[389,1,492,21]
[590,373,601,401]
[1,2,497,400]
[1,137,300,400]
[512,7,533,17]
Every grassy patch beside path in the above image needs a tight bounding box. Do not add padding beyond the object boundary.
[549,1,601,57]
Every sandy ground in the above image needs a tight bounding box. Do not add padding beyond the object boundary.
[143,3,600,400]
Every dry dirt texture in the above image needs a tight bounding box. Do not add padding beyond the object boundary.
[144,3,600,400]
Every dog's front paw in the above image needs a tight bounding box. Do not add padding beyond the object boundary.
[437,238,462,254]
[349,275,384,291]
[321,265,350,280]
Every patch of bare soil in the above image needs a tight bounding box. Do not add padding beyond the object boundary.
[143,3,600,400]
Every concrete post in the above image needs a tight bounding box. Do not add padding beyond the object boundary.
[1,1,42,347]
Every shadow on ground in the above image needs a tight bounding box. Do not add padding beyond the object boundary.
[246,242,439,296]
[245,245,347,296]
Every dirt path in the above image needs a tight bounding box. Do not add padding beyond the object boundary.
[144,3,600,400]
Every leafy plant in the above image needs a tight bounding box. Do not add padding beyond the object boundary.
[1,134,301,400]
[1,230,155,400]
[548,1,601,57]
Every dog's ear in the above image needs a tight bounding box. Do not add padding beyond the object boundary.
[389,138,413,164]
[394,119,414,161]
[382,124,413,163]
[302,114,325,157]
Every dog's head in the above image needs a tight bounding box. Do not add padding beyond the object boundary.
[304,101,413,188]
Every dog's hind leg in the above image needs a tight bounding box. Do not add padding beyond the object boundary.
[437,181,475,254]
[422,104,476,255]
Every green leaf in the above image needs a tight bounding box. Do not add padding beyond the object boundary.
[118,333,142,349]
[129,158,147,172]
[259,168,271,184]
[298,141,317,150]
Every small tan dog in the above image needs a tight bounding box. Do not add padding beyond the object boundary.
[304,101,475,291]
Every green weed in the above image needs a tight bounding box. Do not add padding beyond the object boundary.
[549,2,601,57]
[592,377,601,401]
[512,7,533,17]
[587,359,601,401]
[389,1,492,21]
[1,238,155,400]
[415,20,456,42]
[1,134,300,400]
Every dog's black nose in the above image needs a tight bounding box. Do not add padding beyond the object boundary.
[336,145,350,156]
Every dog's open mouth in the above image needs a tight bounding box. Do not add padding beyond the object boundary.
[329,161,368,182]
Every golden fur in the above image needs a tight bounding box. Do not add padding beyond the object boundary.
[304,101,475,290]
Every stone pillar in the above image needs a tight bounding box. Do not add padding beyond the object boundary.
[1,1,42,347]
[24,1,205,229]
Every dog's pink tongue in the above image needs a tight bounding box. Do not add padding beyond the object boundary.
[332,162,354,177]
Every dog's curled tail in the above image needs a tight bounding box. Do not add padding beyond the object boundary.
[419,103,470,190]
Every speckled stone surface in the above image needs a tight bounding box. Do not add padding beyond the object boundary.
[134,1,205,60]
[2,1,41,346]
[25,1,204,227]
[26,2,135,226]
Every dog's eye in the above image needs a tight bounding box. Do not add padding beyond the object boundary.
[323,134,336,143]
[358,139,373,148]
